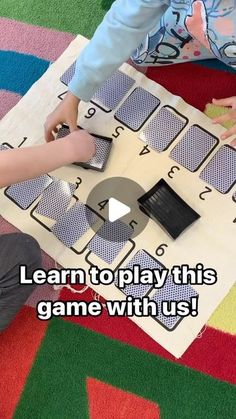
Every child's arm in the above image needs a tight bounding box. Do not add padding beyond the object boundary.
[0,130,95,188]
[212,97,236,147]
[69,0,168,101]
[45,0,168,141]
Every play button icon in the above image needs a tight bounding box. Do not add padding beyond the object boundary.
[108,198,131,222]
[86,177,149,240]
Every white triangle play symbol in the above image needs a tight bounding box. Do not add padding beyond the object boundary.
[108,197,131,222]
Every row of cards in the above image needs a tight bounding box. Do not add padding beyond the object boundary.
[3,173,133,264]
[60,66,236,194]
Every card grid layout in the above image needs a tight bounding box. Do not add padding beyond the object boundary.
[200,145,236,194]
[169,125,218,172]
[1,37,235,359]
[114,87,160,131]
[140,107,187,152]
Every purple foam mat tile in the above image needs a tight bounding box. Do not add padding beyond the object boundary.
[88,220,133,264]
[5,175,53,210]
[114,249,164,297]
[114,87,160,131]
[35,179,76,221]
[170,125,218,172]
[141,107,186,152]
[52,201,98,247]
[91,70,135,110]
[150,275,198,330]
[200,145,236,193]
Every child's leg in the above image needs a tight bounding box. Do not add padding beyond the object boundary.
[0,233,42,331]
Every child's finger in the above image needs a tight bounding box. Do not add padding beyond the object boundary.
[212,97,234,107]
[212,112,233,124]
[68,120,78,133]
[44,120,56,142]
[221,125,236,140]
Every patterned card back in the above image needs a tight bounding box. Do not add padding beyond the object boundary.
[199,145,236,193]
[170,125,218,172]
[115,87,160,131]
[5,175,53,210]
[140,107,187,152]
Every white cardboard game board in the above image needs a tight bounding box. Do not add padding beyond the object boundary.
[0,35,235,358]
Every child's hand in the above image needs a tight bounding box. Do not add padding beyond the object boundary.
[212,97,236,146]
[44,92,80,142]
[67,130,96,162]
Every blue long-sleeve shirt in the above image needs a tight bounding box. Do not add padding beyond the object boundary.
[68,0,168,101]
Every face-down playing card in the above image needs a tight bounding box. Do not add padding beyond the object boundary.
[169,125,219,172]
[60,61,76,86]
[150,275,198,331]
[60,65,135,111]
[140,107,187,152]
[138,179,200,239]
[35,179,77,221]
[114,87,160,131]
[91,70,135,111]
[199,145,236,194]
[114,249,164,297]
[51,201,98,248]
[114,249,198,331]
[56,126,112,171]
[87,220,133,264]
[5,175,53,210]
